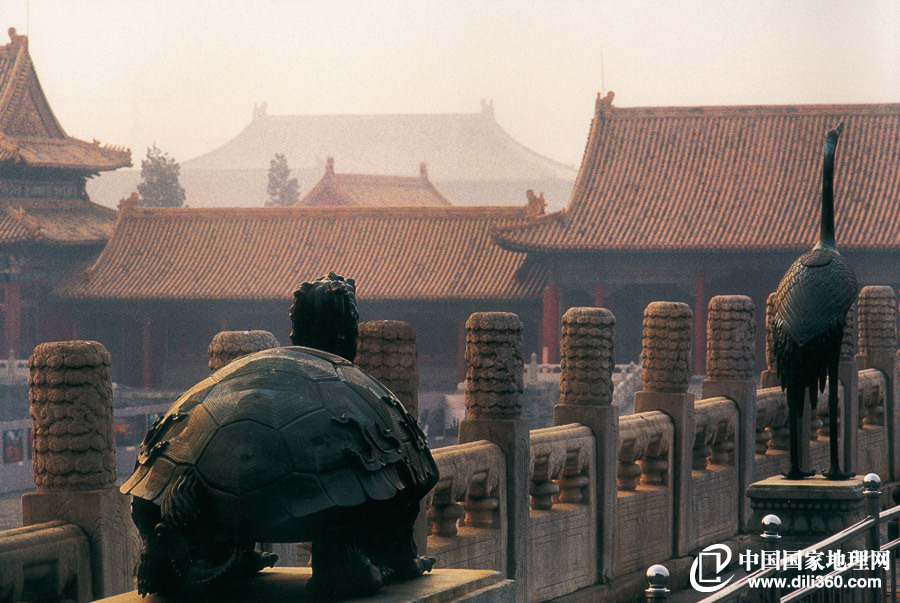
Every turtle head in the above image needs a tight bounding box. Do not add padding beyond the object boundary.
[289,272,359,361]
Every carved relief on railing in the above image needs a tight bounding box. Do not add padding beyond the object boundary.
[529,424,594,510]
[618,411,672,491]
[426,441,505,538]
[0,520,90,603]
[693,397,737,470]
[755,387,788,454]
[858,368,887,427]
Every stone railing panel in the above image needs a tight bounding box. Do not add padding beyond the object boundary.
[527,423,597,602]
[856,368,890,479]
[693,397,737,470]
[615,411,674,577]
[692,397,739,547]
[529,424,593,510]
[859,368,886,427]
[426,440,507,572]
[756,387,788,455]
[0,520,91,603]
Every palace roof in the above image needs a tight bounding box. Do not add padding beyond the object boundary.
[60,200,546,301]
[185,101,574,182]
[297,158,451,207]
[494,93,900,253]
[0,29,130,172]
[0,197,116,245]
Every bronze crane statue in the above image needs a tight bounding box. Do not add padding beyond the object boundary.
[772,122,858,480]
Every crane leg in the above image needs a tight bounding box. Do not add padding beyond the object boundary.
[784,386,814,479]
[824,364,854,480]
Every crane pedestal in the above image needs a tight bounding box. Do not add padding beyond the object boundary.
[747,475,865,552]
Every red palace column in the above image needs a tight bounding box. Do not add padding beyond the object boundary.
[593,283,605,309]
[541,283,560,364]
[3,282,21,356]
[693,273,707,376]
[457,315,467,382]
[142,317,152,389]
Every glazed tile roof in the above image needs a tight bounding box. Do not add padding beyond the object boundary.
[494,92,900,253]
[0,197,116,245]
[298,159,451,207]
[0,29,130,172]
[60,202,546,301]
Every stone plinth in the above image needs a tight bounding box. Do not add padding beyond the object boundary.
[747,476,865,551]
[22,488,139,598]
[95,568,514,603]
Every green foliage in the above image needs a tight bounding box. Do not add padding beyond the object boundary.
[267,153,300,206]
[137,144,186,208]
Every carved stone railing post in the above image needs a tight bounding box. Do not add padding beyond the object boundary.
[553,307,617,582]
[701,295,756,528]
[761,293,780,388]
[22,341,138,598]
[857,286,900,480]
[633,302,695,556]
[458,312,528,601]
[840,303,859,474]
[355,320,426,556]
[207,330,279,372]
[356,320,419,417]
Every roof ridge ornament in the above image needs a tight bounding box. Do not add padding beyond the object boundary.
[525,190,545,217]
[596,91,615,116]
[118,192,139,212]
[7,28,23,48]
[252,102,267,120]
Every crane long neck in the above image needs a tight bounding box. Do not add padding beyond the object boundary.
[819,126,841,249]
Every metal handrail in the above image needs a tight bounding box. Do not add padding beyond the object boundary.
[646,473,887,603]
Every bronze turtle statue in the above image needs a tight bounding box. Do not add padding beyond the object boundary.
[122,273,439,598]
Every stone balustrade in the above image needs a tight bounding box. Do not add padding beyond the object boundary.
[0,520,91,603]
[755,387,788,455]
[692,397,740,547]
[693,397,737,470]
[527,423,597,601]
[529,424,594,509]
[616,411,675,576]
[618,411,673,491]
[859,368,886,427]
[3,286,900,603]
[426,440,507,572]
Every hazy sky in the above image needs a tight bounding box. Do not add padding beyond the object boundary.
[1,1,898,168]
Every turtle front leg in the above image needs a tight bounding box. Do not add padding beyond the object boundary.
[366,502,435,580]
[307,539,387,598]
[132,497,181,597]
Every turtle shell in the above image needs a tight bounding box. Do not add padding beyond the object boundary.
[121,346,438,540]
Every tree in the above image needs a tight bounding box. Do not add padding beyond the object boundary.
[267,153,300,206]
[137,144,186,207]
